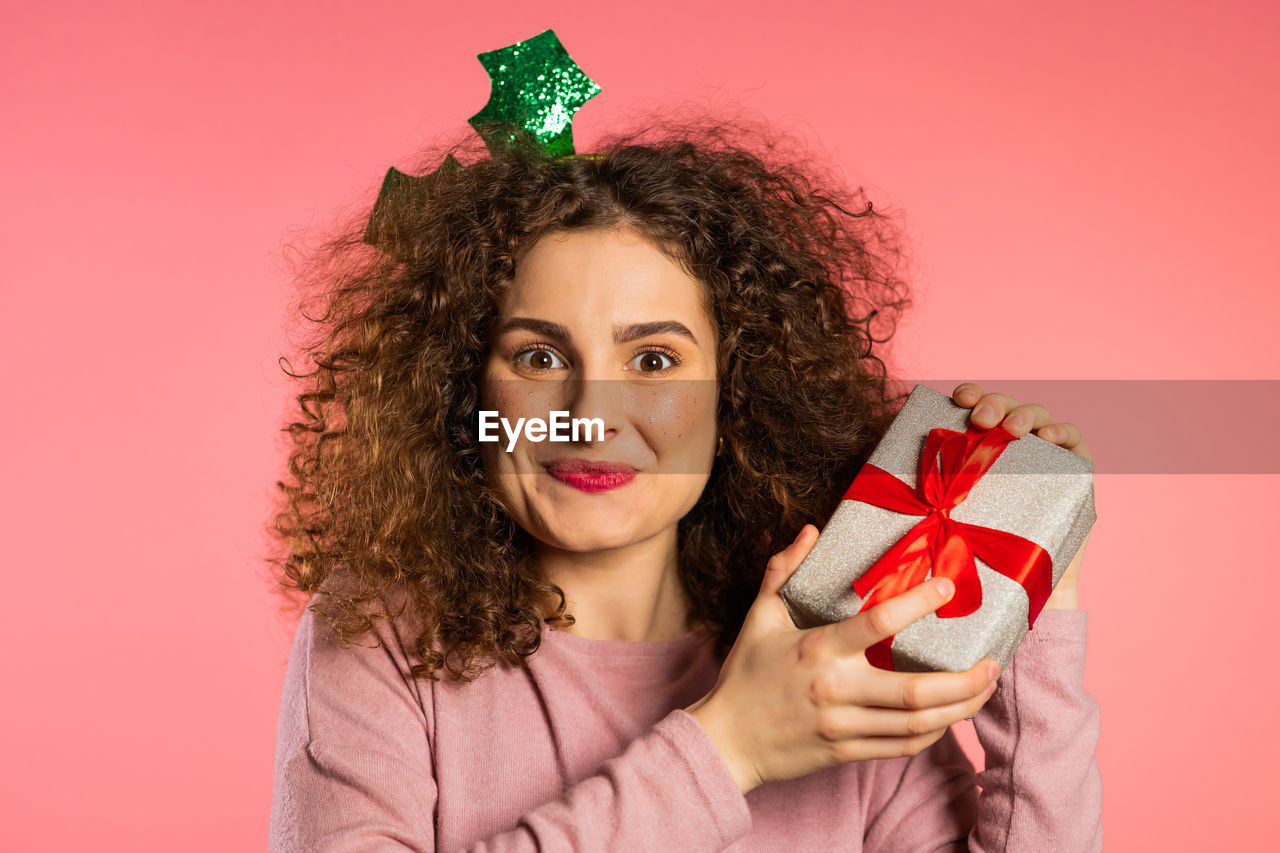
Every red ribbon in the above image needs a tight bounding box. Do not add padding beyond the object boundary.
[843,423,1054,670]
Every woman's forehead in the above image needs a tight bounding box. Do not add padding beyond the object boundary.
[502,227,712,331]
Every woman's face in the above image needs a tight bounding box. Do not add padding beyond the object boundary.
[479,226,719,554]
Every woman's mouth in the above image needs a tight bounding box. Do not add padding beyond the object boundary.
[545,458,638,493]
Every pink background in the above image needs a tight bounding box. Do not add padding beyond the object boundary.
[4,1,1277,848]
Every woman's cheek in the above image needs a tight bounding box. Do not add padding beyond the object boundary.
[480,378,567,485]
[484,377,558,430]
[478,376,525,479]
[636,380,717,470]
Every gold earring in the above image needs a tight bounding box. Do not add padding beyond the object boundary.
[716,435,726,457]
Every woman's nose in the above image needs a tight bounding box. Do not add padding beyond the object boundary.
[561,374,625,443]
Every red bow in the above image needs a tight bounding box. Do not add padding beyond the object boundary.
[843,424,1054,670]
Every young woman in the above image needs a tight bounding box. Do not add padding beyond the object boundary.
[267,119,1101,851]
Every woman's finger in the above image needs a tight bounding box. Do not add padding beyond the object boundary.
[827,728,950,763]
[997,402,1054,436]
[815,656,997,710]
[759,524,819,598]
[814,679,998,740]
[968,392,1022,428]
[1036,421,1093,461]
[952,383,986,405]
[822,577,957,658]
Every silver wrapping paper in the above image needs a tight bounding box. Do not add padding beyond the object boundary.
[779,383,1096,673]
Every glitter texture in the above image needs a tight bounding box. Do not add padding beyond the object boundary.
[468,29,601,159]
[364,29,600,249]
[779,383,1097,673]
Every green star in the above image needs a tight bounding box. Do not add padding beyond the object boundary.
[468,28,601,158]
[364,29,601,250]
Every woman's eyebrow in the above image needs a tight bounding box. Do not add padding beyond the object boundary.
[496,317,571,340]
[613,320,698,346]
[496,317,699,346]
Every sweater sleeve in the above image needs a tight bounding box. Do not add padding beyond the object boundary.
[268,604,753,853]
[860,608,1103,852]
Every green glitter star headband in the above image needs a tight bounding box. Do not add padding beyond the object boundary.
[364,28,601,247]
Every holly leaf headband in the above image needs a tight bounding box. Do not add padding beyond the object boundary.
[363,28,601,247]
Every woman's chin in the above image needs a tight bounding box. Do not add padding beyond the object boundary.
[533,506,656,553]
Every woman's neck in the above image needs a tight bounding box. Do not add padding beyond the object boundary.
[534,526,698,642]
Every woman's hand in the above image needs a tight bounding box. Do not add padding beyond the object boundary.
[950,382,1093,609]
[685,525,1001,795]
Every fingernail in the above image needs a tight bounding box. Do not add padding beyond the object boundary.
[987,662,999,681]
[935,578,954,597]
[1004,414,1024,431]
[974,405,994,424]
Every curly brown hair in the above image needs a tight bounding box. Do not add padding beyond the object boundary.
[266,112,915,683]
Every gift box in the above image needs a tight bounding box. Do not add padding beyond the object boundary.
[779,383,1096,673]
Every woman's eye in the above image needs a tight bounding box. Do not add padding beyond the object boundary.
[515,348,566,371]
[629,351,678,373]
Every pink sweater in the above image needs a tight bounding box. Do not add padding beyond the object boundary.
[269,600,1102,851]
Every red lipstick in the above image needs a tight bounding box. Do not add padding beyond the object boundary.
[545,458,637,493]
